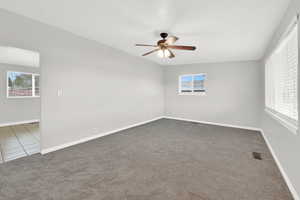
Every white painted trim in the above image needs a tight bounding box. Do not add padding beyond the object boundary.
[163,116,261,131]
[178,92,206,96]
[265,109,298,135]
[0,119,40,128]
[7,96,40,99]
[260,129,300,200]
[41,116,164,155]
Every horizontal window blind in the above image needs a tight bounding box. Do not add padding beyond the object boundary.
[179,74,206,94]
[265,23,298,123]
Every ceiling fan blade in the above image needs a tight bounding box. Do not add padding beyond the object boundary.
[136,44,158,47]
[142,49,160,56]
[166,36,179,45]
[167,49,175,58]
[167,45,196,51]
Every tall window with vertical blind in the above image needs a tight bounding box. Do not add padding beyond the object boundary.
[265,22,298,133]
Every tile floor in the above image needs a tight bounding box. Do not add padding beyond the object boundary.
[0,123,40,163]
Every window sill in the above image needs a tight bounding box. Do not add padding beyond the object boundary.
[7,96,40,99]
[265,108,298,135]
[179,92,206,96]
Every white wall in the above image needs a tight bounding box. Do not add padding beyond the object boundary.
[0,9,164,150]
[0,63,40,125]
[164,61,263,128]
[1,5,299,198]
[2,7,299,198]
[261,0,300,198]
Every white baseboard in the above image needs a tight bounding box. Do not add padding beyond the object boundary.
[260,129,299,200]
[41,116,164,155]
[0,119,40,128]
[163,116,261,131]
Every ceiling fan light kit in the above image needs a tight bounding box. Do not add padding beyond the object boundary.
[158,49,171,58]
[135,32,196,59]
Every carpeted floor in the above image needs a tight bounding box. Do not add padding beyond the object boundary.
[0,119,293,200]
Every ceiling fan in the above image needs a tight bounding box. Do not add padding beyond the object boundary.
[135,32,196,59]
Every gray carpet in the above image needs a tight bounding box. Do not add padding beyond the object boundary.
[0,119,293,200]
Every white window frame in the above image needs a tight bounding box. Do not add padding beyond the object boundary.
[33,74,40,97]
[265,108,298,135]
[264,16,299,135]
[7,71,40,99]
[178,73,206,96]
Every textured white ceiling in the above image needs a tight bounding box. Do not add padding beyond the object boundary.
[0,0,290,65]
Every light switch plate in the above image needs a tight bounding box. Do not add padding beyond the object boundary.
[57,89,63,97]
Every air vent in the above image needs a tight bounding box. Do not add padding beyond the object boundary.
[189,192,207,200]
[252,152,262,160]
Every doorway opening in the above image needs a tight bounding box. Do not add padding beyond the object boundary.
[0,46,41,163]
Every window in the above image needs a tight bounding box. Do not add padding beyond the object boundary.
[7,71,40,98]
[179,74,206,95]
[265,22,298,133]
[34,75,40,96]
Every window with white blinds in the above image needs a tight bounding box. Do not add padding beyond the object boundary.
[179,74,206,95]
[265,23,298,132]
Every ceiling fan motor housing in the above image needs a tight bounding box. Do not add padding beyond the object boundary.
[160,32,168,39]
[157,39,166,46]
[136,33,196,58]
